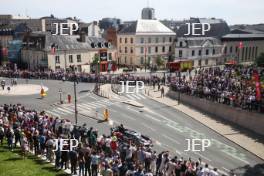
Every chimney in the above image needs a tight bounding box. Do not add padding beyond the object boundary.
[79,32,86,42]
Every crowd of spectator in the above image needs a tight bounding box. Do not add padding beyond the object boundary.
[170,66,264,112]
[0,68,163,86]
[0,104,222,176]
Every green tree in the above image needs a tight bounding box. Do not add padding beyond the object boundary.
[156,56,165,68]
[92,54,100,64]
[255,53,264,67]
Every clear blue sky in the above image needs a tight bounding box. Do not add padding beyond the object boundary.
[1,0,263,25]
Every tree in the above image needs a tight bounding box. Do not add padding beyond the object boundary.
[156,56,165,68]
[255,53,264,67]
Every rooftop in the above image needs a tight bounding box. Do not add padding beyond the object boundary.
[119,19,176,35]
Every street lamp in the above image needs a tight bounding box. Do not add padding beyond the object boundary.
[72,67,78,125]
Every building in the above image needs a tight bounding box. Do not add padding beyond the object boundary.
[99,18,121,31]
[21,32,117,72]
[141,7,156,20]
[162,17,230,39]
[175,37,223,67]
[117,19,176,66]
[221,29,264,64]
[171,18,231,68]
[0,23,31,65]
[79,21,103,38]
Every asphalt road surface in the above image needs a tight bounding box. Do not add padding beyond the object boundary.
[0,78,263,176]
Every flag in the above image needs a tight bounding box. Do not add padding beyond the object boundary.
[239,41,243,49]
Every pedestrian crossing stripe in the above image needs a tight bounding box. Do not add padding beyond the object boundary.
[131,94,141,100]
[46,110,61,118]
[52,109,68,115]
[136,94,146,99]
[57,107,74,114]
[78,104,92,110]
[82,103,97,108]
[126,94,136,100]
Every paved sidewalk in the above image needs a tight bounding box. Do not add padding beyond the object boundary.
[144,85,264,160]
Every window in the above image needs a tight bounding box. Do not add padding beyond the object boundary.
[169,46,172,52]
[199,50,202,56]
[148,47,151,54]
[69,55,73,63]
[224,47,227,54]
[235,46,238,53]
[148,57,151,64]
[130,47,133,54]
[119,47,122,53]
[155,37,159,43]
[179,50,182,57]
[255,47,258,58]
[213,49,216,55]
[140,38,144,43]
[169,37,172,42]
[179,42,183,47]
[130,57,133,64]
[162,46,165,53]
[192,50,195,56]
[130,38,133,44]
[198,60,201,66]
[109,53,112,60]
[206,49,209,55]
[125,38,127,43]
[124,56,127,64]
[242,47,245,61]
[205,59,208,65]
[252,47,255,58]
[230,46,233,53]
[77,55,81,62]
[249,47,251,60]
[55,56,60,63]
[148,38,151,43]
[119,37,122,43]
[155,46,158,53]
[141,47,144,54]
[163,37,166,43]
[245,47,248,61]
[140,57,144,64]
[125,47,127,53]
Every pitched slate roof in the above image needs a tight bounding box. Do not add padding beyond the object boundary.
[119,19,175,35]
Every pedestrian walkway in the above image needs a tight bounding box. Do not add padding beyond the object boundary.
[46,99,119,118]
[98,84,144,108]
[144,85,264,160]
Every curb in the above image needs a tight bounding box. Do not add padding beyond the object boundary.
[121,101,144,108]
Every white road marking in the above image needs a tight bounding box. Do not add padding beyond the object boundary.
[52,109,68,115]
[136,93,146,99]
[126,94,136,100]
[222,167,231,173]
[194,152,212,162]
[83,103,96,108]
[142,123,156,131]
[127,107,140,113]
[78,104,92,110]
[131,94,141,100]
[46,110,61,118]
[144,114,161,122]
[57,107,73,114]
[162,134,180,144]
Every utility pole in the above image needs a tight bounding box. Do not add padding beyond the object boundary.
[73,70,78,125]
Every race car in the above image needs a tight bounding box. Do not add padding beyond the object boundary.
[111,126,152,147]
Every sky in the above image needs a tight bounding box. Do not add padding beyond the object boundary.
[1,0,263,25]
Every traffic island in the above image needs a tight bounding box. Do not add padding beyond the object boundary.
[0,84,48,96]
